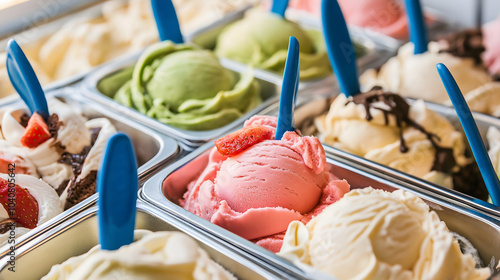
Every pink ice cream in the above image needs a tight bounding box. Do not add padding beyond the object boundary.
[181,116,349,253]
[482,16,500,76]
[286,0,410,39]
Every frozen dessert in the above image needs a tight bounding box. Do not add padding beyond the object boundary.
[278,187,491,280]
[181,115,350,252]
[41,229,236,280]
[482,16,500,77]
[0,98,117,209]
[0,0,260,99]
[360,28,500,117]
[285,0,411,39]
[0,174,63,246]
[214,10,337,80]
[487,126,500,178]
[313,86,488,200]
[100,41,261,131]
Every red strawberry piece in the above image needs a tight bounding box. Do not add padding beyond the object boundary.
[215,125,274,156]
[20,112,51,148]
[0,178,39,229]
[0,156,30,174]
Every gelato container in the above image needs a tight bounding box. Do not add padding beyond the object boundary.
[185,7,394,87]
[0,201,280,280]
[141,140,500,278]
[288,91,500,214]
[0,87,179,257]
[82,52,281,147]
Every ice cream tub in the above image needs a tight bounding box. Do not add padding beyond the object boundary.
[82,51,281,147]
[185,6,392,87]
[140,140,500,279]
[0,87,180,257]
[0,201,280,280]
[288,92,500,215]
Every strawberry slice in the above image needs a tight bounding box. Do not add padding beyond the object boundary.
[0,178,39,229]
[20,113,51,148]
[215,125,274,156]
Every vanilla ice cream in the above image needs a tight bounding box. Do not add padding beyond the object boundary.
[278,187,491,280]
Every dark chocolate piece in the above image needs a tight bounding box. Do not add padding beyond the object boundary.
[347,86,456,173]
[63,170,97,210]
[47,114,61,139]
[452,162,489,201]
[438,29,485,65]
[19,113,30,128]
[0,219,23,234]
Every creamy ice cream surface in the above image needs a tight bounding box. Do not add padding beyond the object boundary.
[278,187,491,280]
[41,230,236,280]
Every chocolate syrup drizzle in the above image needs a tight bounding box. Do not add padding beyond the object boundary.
[438,29,485,65]
[347,86,456,173]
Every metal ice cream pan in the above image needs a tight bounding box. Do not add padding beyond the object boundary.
[140,140,500,279]
[184,6,393,87]
[279,92,500,217]
[81,51,281,147]
[0,87,180,257]
[0,201,281,280]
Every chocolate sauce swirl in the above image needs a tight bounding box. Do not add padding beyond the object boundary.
[438,29,485,65]
[347,86,456,173]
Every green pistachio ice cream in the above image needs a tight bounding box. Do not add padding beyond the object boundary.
[214,11,334,80]
[98,41,261,130]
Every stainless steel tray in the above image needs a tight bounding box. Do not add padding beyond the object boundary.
[185,7,397,88]
[81,52,281,147]
[0,201,281,280]
[141,140,500,279]
[285,91,500,215]
[0,87,180,257]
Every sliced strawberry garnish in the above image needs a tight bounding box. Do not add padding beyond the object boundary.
[0,155,31,175]
[215,125,274,156]
[0,178,39,228]
[20,112,51,148]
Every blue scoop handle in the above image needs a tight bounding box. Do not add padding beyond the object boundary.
[271,0,289,18]
[275,36,300,140]
[151,0,183,43]
[98,133,138,250]
[5,39,49,120]
[404,0,428,54]
[436,63,500,206]
[321,0,360,97]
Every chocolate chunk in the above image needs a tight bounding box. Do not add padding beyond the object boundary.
[47,114,61,139]
[347,86,457,173]
[452,162,489,201]
[59,146,91,176]
[0,219,23,234]
[19,113,30,128]
[438,29,485,65]
[55,179,70,196]
[64,170,97,210]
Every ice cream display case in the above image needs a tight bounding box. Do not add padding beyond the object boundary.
[140,136,500,279]
[0,201,281,279]
[0,87,180,258]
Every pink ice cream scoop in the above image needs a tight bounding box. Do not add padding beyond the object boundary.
[287,0,410,39]
[482,16,500,76]
[181,116,349,253]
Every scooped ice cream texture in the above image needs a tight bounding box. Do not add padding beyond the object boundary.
[314,87,488,200]
[0,174,63,246]
[181,116,350,252]
[214,11,338,80]
[0,98,117,209]
[0,0,260,98]
[41,229,236,280]
[360,30,500,117]
[278,187,491,280]
[102,41,261,131]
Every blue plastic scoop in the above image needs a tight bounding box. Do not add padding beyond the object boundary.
[151,0,184,43]
[404,0,428,54]
[271,0,290,18]
[98,133,138,250]
[5,39,49,120]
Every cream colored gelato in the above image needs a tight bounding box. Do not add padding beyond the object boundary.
[488,126,500,175]
[41,229,236,280]
[278,187,490,280]
[315,92,469,189]
[0,0,260,98]
[360,42,500,116]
